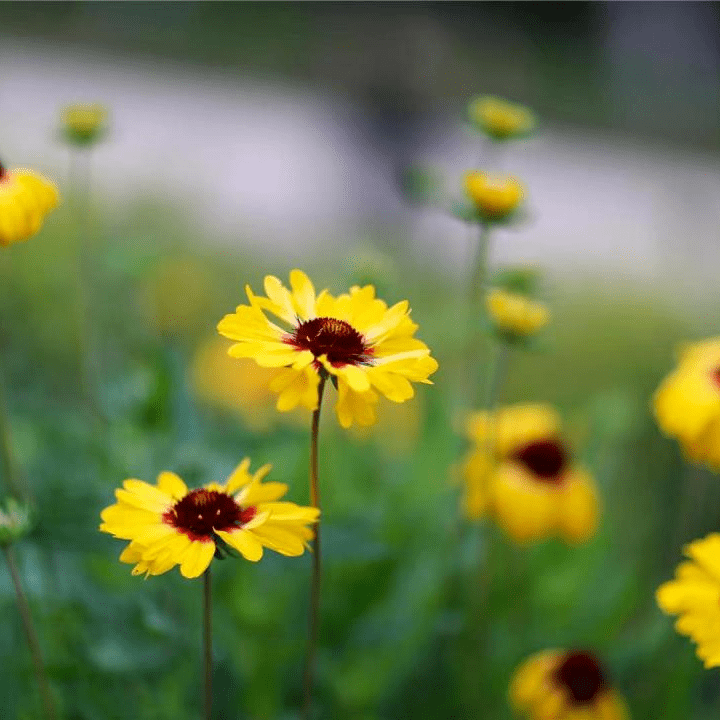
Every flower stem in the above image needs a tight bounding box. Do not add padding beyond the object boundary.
[3,545,56,720]
[303,373,327,720]
[203,566,212,720]
[467,221,492,407]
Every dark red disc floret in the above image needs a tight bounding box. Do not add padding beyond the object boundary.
[286,316,373,368]
[512,439,568,481]
[554,651,606,705]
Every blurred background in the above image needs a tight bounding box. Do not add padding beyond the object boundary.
[1,3,720,719]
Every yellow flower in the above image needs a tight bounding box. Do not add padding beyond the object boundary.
[510,649,630,720]
[217,269,438,428]
[0,165,59,247]
[461,403,599,543]
[99,459,319,579]
[653,338,720,469]
[656,533,720,668]
[468,95,535,140]
[486,288,549,339]
[464,171,524,222]
[60,103,108,145]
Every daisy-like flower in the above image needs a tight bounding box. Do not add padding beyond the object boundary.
[468,95,535,140]
[461,403,599,543]
[0,163,59,247]
[653,337,720,469]
[510,649,630,720]
[464,171,524,222]
[217,269,438,428]
[656,533,720,668]
[487,288,549,340]
[99,459,319,579]
[60,103,108,145]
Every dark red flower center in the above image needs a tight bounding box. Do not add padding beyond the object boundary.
[162,489,256,541]
[554,651,606,705]
[512,439,567,481]
[286,316,373,367]
[0,163,6,182]
[712,368,720,387]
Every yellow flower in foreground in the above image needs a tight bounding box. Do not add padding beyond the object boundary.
[217,269,438,428]
[653,338,720,469]
[468,95,535,140]
[0,165,59,247]
[656,533,720,668]
[464,171,524,222]
[99,460,319,579]
[60,103,108,145]
[461,403,599,543]
[487,288,549,339]
[510,649,630,720]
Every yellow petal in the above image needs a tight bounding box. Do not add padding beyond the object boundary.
[216,528,264,561]
[178,540,215,578]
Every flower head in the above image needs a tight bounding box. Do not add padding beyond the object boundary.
[0,164,59,247]
[60,103,109,146]
[486,288,549,340]
[99,459,319,579]
[468,95,535,140]
[656,533,720,668]
[510,649,630,720]
[217,270,438,428]
[461,403,599,543]
[653,338,720,469]
[464,171,524,222]
[0,497,33,546]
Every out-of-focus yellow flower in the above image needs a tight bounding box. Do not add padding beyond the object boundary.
[464,171,524,222]
[217,269,438,429]
[656,533,720,668]
[0,165,59,247]
[653,338,720,470]
[99,460,319,579]
[461,403,599,543]
[510,649,630,720]
[60,103,109,146]
[468,95,535,140]
[486,288,549,339]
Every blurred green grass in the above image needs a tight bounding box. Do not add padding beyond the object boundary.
[0,197,716,720]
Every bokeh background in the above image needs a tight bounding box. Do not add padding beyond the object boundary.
[2,3,720,719]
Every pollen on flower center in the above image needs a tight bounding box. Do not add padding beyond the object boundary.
[162,488,255,540]
[554,651,606,705]
[513,439,567,480]
[287,316,373,367]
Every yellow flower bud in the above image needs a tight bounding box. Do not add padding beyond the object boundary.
[60,103,109,146]
[464,171,524,222]
[468,95,535,140]
[486,288,549,338]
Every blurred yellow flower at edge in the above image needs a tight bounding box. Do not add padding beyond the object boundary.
[99,459,319,579]
[510,649,630,720]
[60,103,109,145]
[464,171,524,222]
[657,533,720,668]
[654,337,720,470]
[0,164,59,246]
[461,403,599,543]
[468,95,535,140]
[486,288,549,338]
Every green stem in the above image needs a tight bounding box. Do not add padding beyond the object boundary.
[0,359,29,502]
[3,545,56,720]
[467,221,492,408]
[303,373,327,720]
[203,566,212,720]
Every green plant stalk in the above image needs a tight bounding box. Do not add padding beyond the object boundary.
[467,221,492,408]
[203,566,212,720]
[302,373,327,720]
[0,358,29,502]
[3,545,56,720]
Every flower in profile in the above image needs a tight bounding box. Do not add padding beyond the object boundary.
[217,269,438,428]
[468,95,535,140]
[99,459,319,578]
[0,164,59,247]
[461,403,599,543]
[510,649,630,720]
[60,103,109,146]
[653,338,720,469]
[486,287,549,340]
[656,533,720,668]
[464,171,524,222]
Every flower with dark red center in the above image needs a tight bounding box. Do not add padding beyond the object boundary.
[460,403,599,544]
[510,649,629,720]
[100,459,320,578]
[217,270,437,428]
